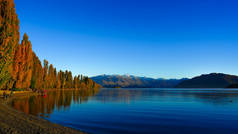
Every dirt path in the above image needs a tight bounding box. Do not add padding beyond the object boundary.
[0,93,85,134]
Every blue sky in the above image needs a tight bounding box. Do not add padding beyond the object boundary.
[14,0,238,79]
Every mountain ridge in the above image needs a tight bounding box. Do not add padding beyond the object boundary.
[176,73,238,88]
[91,74,187,88]
[92,73,238,88]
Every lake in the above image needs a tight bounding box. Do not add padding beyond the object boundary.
[9,88,238,134]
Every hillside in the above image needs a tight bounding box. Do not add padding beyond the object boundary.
[91,75,187,88]
[176,73,238,88]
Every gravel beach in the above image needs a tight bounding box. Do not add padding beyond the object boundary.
[0,92,85,134]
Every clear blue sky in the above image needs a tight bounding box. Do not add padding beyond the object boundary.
[14,0,238,79]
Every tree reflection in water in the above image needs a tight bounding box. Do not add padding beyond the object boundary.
[9,88,238,118]
[10,88,99,118]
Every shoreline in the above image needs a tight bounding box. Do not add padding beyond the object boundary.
[0,91,86,134]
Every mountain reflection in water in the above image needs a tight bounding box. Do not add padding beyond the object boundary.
[9,88,238,134]
[94,89,238,105]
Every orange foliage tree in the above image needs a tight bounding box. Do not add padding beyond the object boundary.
[0,0,100,91]
[0,0,20,89]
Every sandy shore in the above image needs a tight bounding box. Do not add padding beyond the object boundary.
[0,92,85,134]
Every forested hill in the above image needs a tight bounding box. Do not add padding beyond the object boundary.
[175,73,238,88]
[91,75,187,88]
[0,0,100,90]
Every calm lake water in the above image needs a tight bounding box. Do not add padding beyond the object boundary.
[9,88,238,134]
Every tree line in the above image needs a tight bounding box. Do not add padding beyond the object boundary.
[0,0,100,91]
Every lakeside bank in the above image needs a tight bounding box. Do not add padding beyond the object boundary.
[0,91,85,134]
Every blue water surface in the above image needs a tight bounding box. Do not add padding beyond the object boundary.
[10,88,238,134]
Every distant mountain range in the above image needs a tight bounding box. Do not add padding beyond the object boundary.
[91,73,238,88]
[176,73,238,88]
[91,75,187,88]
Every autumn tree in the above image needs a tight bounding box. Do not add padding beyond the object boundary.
[56,71,62,89]
[58,70,65,89]
[31,52,43,90]
[73,76,78,89]
[65,70,73,89]
[53,68,57,88]
[43,60,49,88]
[14,33,33,89]
[48,64,55,88]
[21,34,33,88]
[0,0,20,89]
